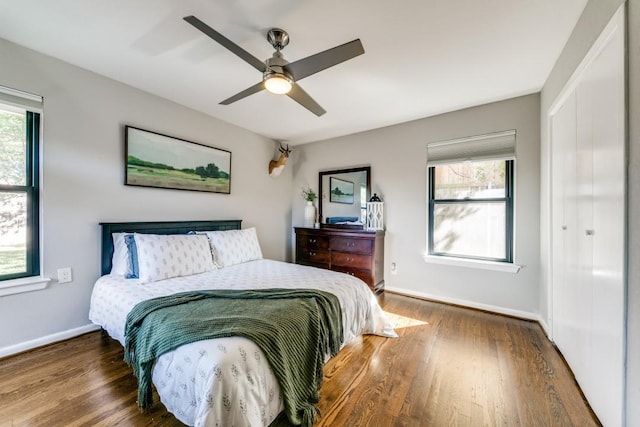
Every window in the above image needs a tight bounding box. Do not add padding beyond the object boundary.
[427,131,515,264]
[0,95,41,282]
[428,159,513,261]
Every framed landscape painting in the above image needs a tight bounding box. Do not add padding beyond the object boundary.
[125,126,231,194]
[330,177,354,204]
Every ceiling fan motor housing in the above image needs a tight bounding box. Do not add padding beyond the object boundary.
[267,28,289,51]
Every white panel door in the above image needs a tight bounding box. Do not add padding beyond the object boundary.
[550,7,625,427]
[551,92,578,366]
[583,15,625,425]
[574,61,596,399]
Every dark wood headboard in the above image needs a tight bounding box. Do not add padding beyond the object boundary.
[100,220,242,276]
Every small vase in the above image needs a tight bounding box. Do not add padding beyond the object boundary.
[304,201,316,227]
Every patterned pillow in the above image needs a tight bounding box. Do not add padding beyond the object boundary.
[133,234,215,283]
[203,227,263,267]
[188,231,223,269]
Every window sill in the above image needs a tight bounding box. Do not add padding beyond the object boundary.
[0,276,52,297]
[423,255,521,273]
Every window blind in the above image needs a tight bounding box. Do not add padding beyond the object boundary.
[0,85,43,111]
[427,130,516,166]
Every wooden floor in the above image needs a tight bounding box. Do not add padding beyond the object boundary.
[0,292,600,427]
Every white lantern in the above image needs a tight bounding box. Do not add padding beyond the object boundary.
[366,201,384,230]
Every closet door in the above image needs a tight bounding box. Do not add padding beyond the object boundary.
[573,67,596,397]
[551,92,578,367]
[550,7,624,427]
[582,18,625,425]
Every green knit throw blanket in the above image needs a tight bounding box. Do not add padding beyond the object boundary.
[124,288,343,427]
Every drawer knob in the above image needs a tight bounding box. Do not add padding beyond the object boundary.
[348,257,354,262]
[309,251,316,257]
[309,238,317,244]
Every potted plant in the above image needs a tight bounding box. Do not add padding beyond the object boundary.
[301,187,317,202]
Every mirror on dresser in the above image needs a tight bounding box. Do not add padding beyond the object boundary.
[318,166,370,229]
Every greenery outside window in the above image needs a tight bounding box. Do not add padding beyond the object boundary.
[0,102,40,281]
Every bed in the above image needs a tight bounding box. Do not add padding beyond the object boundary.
[89,220,396,427]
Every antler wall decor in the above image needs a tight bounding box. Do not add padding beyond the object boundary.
[268,143,292,177]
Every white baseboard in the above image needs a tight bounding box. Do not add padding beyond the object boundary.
[0,323,101,359]
[385,286,547,328]
[537,318,551,338]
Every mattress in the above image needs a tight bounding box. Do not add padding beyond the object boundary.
[89,259,396,426]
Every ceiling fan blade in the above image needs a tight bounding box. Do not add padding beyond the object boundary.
[287,84,326,116]
[220,82,265,105]
[284,39,364,81]
[184,15,266,73]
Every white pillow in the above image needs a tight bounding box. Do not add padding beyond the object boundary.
[134,234,215,283]
[203,227,263,267]
[110,233,130,275]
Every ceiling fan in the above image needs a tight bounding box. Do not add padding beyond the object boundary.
[183,15,365,116]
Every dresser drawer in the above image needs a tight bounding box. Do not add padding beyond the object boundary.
[294,226,384,294]
[297,248,330,264]
[297,235,330,250]
[332,266,373,286]
[330,237,372,254]
[331,251,371,270]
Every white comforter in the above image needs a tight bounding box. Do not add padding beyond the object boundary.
[89,259,396,426]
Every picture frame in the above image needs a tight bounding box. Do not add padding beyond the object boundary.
[329,177,354,204]
[125,126,231,194]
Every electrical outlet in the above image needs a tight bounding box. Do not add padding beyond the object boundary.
[390,262,397,275]
[57,267,73,284]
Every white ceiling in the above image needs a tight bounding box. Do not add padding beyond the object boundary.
[0,0,587,145]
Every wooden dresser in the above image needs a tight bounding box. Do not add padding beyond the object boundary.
[294,227,385,294]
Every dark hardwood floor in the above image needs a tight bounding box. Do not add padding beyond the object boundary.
[0,292,599,426]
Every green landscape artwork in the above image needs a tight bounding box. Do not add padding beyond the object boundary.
[125,126,231,194]
[330,177,354,204]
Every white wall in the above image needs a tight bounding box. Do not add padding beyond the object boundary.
[0,38,293,353]
[293,94,541,318]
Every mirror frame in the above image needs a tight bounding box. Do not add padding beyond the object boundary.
[318,166,371,229]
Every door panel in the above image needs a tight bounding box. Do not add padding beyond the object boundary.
[551,92,577,362]
[549,8,624,427]
[586,19,625,426]
[575,70,595,394]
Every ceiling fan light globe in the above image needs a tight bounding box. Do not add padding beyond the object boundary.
[264,74,293,95]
